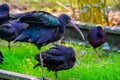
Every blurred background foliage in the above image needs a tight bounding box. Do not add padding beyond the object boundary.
[0,0,120,26]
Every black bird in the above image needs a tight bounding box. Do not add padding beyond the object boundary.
[14,11,85,79]
[0,4,9,25]
[0,4,32,50]
[88,26,106,61]
[34,44,76,79]
[0,21,25,49]
[0,51,4,64]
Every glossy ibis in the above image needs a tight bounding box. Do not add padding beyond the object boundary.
[0,4,34,50]
[14,11,85,79]
[34,44,76,79]
[88,26,106,61]
[0,20,25,50]
[0,4,9,25]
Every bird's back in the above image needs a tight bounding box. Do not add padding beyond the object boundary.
[14,11,63,48]
[18,11,60,26]
[88,26,106,48]
[10,11,36,20]
[0,21,25,41]
[34,45,76,72]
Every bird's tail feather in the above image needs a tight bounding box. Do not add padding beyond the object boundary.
[33,63,41,69]
[14,34,29,43]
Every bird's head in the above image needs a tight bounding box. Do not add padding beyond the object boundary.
[0,4,9,11]
[58,14,71,24]
[97,26,104,31]
[96,25,105,33]
[96,26,106,38]
[58,14,85,41]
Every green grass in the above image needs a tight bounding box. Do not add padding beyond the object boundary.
[0,40,120,80]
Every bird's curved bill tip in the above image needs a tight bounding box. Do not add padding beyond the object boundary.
[69,20,85,41]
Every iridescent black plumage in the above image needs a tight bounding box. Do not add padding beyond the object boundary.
[14,11,84,79]
[10,11,36,20]
[34,44,76,79]
[0,21,25,49]
[0,4,9,25]
[88,26,106,60]
[14,11,85,49]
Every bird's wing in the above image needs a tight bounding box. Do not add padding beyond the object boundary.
[43,48,66,64]
[10,11,36,20]
[19,11,60,27]
[0,20,25,41]
[9,21,26,34]
[88,28,97,42]
[88,27,106,47]
[34,48,65,68]
[14,24,59,45]
[0,24,16,41]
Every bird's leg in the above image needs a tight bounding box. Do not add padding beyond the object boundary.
[37,46,45,80]
[8,41,11,50]
[55,72,58,80]
[39,52,45,80]
[94,48,98,62]
[53,36,64,46]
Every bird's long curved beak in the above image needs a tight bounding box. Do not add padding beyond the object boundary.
[69,20,85,41]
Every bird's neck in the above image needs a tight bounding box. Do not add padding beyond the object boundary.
[97,30,104,37]
[58,19,66,33]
